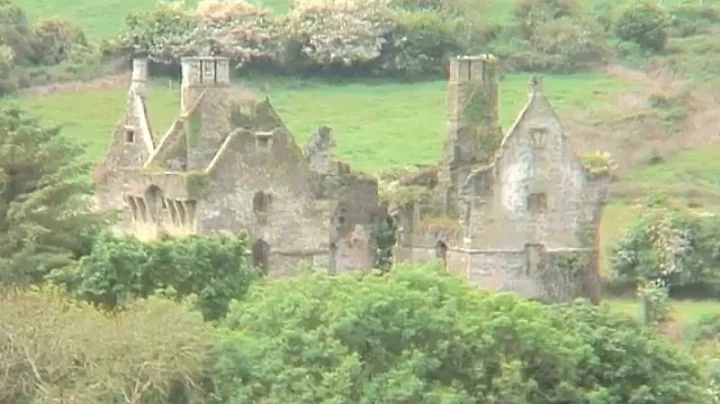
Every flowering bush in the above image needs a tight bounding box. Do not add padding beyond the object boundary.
[284,0,396,70]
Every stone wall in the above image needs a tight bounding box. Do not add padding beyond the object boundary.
[463,82,595,251]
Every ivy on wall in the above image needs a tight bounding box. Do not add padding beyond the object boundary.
[539,251,591,302]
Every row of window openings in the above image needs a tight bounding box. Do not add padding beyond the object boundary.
[126,195,196,226]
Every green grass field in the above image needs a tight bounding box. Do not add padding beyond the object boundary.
[14,72,636,171]
[607,298,720,327]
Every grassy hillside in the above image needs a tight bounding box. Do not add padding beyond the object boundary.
[14,73,635,171]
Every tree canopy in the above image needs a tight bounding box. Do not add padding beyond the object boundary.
[0,106,106,285]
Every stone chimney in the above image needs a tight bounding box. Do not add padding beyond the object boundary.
[180,56,231,113]
[529,75,543,96]
[130,57,148,97]
[445,54,500,167]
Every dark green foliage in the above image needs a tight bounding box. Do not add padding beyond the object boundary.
[0,0,107,96]
[0,106,106,286]
[31,17,91,65]
[611,205,720,293]
[614,1,669,52]
[390,10,463,75]
[374,214,396,270]
[552,300,704,403]
[211,263,706,403]
[0,0,34,64]
[117,3,198,65]
[52,233,257,321]
[501,0,609,73]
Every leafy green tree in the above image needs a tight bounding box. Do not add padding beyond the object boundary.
[0,106,106,286]
[614,1,669,52]
[52,233,258,321]
[0,0,35,65]
[212,263,706,403]
[31,17,90,65]
[611,204,720,293]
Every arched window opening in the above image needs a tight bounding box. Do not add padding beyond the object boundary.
[144,185,164,223]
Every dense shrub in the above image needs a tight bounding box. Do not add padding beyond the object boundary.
[614,1,669,52]
[389,10,463,75]
[0,286,214,404]
[118,2,199,64]
[284,0,396,72]
[611,205,720,295]
[523,16,608,73]
[51,233,258,321]
[212,263,706,403]
[494,0,608,73]
[197,0,285,65]
[0,0,35,64]
[31,18,90,65]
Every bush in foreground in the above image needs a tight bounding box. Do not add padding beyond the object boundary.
[0,287,214,404]
[51,233,257,321]
[212,263,706,403]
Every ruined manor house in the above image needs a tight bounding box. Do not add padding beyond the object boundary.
[96,54,608,301]
[96,56,379,275]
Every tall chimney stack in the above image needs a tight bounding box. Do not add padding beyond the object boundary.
[180,56,231,113]
[130,57,148,97]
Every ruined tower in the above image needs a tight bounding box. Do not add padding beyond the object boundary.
[438,55,501,216]
[445,54,500,168]
[180,56,233,170]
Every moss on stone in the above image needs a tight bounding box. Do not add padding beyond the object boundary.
[580,151,617,180]
[380,185,432,209]
[184,171,209,198]
[419,216,462,238]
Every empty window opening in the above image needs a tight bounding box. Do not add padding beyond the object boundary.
[481,60,487,82]
[126,129,135,143]
[332,207,347,233]
[530,128,546,147]
[144,185,164,222]
[251,239,270,270]
[255,135,272,151]
[466,61,472,81]
[435,240,448,268]
[253,191,271,214]
[527,193,548,214]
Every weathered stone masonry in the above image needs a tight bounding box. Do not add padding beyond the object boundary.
[96,53,608,302]
[393,55,609,302]
[96,56,379,276]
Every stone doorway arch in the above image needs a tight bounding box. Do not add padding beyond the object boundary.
[435,240,448,268]
[251,239,271,271]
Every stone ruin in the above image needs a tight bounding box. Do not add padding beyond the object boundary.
[95,54,608,302]
[391,55,609,302]
[95,56,379,276]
